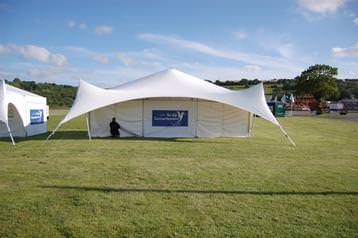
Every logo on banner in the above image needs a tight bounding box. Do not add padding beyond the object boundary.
[30,109,44,125]
[152,110,188,127]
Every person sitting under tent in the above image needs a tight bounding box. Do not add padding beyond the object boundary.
[109,117,120,137]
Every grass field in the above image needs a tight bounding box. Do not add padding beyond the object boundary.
[0,113,357,237]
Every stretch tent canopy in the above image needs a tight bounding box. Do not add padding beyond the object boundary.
[0,80,48,145]
[48,69,295,145]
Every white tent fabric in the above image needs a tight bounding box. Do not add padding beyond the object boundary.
[0,80,8,125]
[49,69,294,144]
[0,80,48,144]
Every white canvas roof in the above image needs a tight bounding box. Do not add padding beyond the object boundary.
[49,69,295,145]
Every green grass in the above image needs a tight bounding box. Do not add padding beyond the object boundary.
[0,113,357,237]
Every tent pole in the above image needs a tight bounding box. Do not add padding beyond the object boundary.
[248,113,255,136]
[6,123,15,145]
[221,103,224,137]
[250,113,256,136]
[278,125,296,147]
[46,123,62,141]
[86,113,92,140]
[197,98,199,137]
[142,99,144,137]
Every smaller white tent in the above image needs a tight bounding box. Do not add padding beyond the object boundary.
[0,80,48,144]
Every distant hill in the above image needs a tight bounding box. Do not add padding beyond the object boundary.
[3,77,358,108]
[5,78,77,108]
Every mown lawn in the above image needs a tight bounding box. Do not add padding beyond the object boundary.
[0,113,357,237]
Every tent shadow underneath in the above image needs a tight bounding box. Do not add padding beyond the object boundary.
[39,185,358,196]
[0,130,238,144]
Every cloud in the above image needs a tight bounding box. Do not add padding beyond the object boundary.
[296,0,346,14]
[117,53,136,66]
[95,25,113,34]
[78,23,88,30]
[92,54,109,64]
[64,46,93,55]
[67,21,113,34]
[256,30,296,59]
[12,44,50,63]
[354,18,358,25]
[0,44,10,54]
[50,54,68,66]
[243,65,262,72]
[20,63,165,87]
[177,62,297,81]
[67,20,76,28]
[65,46,111,64]
[0,44,68,66]
[3,40,357,86]
[233,31,248,40]
[138,33,302,72]
[344,10,355,17]
[66,20,89,31]
[27,67,64,78]
[276,43,294,59]
[331,43,358,57]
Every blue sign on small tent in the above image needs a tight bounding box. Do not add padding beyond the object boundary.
[30,109,44,124]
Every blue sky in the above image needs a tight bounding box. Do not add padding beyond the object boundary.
[0,0,357,87]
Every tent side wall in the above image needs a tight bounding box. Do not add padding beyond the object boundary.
[197,100,250,137]
[89,100,143,137]
[89,98,250,138]
[24,100,48,136]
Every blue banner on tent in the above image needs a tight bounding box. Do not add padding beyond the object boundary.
[152,110,188,127]
[30,109,44,125]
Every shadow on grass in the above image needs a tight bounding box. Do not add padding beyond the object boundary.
[0,130,235,144]
[0,130,88,143]
[40,185,358,196]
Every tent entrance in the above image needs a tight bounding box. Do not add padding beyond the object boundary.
[0,103,26,139]
[8,103,26,137]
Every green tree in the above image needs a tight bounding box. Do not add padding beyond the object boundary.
[295,64,339,103]
[6,78,77,108]
[239,78,249,88]
[272,85,283,96]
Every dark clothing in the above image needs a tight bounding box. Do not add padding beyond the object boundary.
[110,121,120,137]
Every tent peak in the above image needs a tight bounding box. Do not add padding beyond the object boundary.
[110,68,223,91]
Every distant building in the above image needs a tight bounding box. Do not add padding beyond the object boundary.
[340,99,358,111]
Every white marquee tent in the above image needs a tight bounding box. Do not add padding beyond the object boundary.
[0,80,48,145]
[48,69,295,145]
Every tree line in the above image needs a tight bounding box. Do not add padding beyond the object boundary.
[5,78,77,108]
[2,64,358,108]
[212,64,358,102]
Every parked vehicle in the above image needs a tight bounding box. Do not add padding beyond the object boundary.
[326,101,347,115]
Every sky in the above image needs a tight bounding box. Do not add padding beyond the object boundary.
[0,0,357,87]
